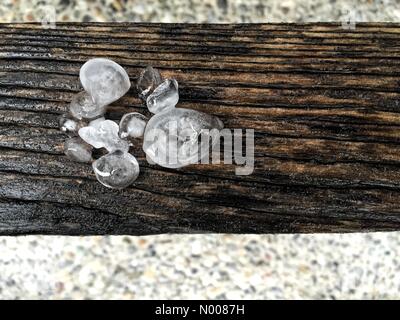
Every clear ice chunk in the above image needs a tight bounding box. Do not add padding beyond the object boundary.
[64,137,93,163]
[80,58,131,107]
[136,66,162,100]
[143,108,224,168]
[146,79,179,114]
[92,150,139,189]
[78,119,130,153]
[69,91,107,120]
[119,112,148,139]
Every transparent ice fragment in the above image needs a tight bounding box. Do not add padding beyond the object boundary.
[92,150,139,189]
[143,108,224,168]
[69,91,107,120]
[64,137,93,163]
[80,58,131,106]
[146,79,179,114]
[78,119,130,152]
[119,112,148,139]
[136,66,162,100]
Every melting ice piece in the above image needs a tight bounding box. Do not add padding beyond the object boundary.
[136,66,163,100]
[59,114,79,133]
[143,108,223,168]
[78,119,130,152]
[92,150,140,189]
[80,58,131,106]
[69,91,107,120]
[64,137,93,163]
[146,79,179,114]
[119,112,148,139]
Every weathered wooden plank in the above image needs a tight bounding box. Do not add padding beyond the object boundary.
[1,22,400,235]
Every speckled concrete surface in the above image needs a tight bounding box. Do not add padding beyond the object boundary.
[0,1,400,300]
[1,0,399,23]
[1,234,400,299]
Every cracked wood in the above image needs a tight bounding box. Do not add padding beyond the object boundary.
[0,22,400,235]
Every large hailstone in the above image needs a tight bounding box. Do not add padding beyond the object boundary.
[143,108,224,168]
[80,58,131,107]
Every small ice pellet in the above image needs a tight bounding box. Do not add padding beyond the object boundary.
[78,119,130,152]
[136,66,163,100]
[92,150,140,189]
[119,112,148,139]
[64,137,93,163]
[146,79,179,114]
[69,91,107,120]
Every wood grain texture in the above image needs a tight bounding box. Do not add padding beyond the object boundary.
[1,22,400,235]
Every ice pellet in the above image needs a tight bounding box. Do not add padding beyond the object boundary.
[64,137,93,163]
[80,58,131,107]
[143,108,223,168]
[78,119,130,153]
[119,112,148,139]
[69,91,107,120]
[92,150,140,189]
[136,66,163,100]
[146,79,179,114]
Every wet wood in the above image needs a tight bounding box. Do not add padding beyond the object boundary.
[1,22,400,235]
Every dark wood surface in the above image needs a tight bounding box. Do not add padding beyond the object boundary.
[1,22,400,235]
